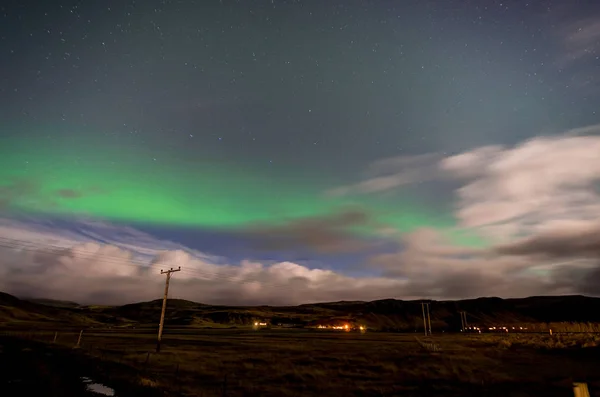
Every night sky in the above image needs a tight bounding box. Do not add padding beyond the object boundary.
[1,0,600,305]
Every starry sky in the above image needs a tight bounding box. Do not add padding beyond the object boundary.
[1,0,600,304]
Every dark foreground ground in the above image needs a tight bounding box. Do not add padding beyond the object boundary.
[2,329,600,396]
[0,336,92,397]
[0,335,163,397]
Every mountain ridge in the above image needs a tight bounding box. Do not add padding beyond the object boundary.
[2,292,600,331]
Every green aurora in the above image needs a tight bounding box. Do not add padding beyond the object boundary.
[0,128,482,246]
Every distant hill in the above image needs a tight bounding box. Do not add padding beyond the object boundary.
[24,298,81,309]
[0,292,98,326]
[2,292,600,331]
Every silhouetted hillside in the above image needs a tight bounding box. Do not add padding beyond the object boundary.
[3,292,600,331]
[24,298,81,309]
[0,292,98,326]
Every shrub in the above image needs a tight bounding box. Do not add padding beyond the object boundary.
[498,339,512,349]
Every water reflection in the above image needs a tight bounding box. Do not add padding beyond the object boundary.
[80,377,115,396]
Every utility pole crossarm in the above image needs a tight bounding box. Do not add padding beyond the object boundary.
[161,266,181,275]
[156,266,181,353]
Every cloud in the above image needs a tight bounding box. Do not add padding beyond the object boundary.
[243,208,382,254]
[369,228,542,299]
[336,126,600,239]
[0,241,410,306]
[495,222,600,260]
[327,154,443,196]
[0,179,45,210]
[489,220,600,297]
[0,178,99,211]
[339,125,600,299]
[0,218,411,305]
[4,124,600,304]
[546,12,600,92]
[0,217,224,263]
[547,262,600,296]
[444,134,600,239]
[556,16,600,67]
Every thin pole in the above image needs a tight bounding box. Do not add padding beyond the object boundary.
[156,266,181,353]
[421,303,428,336]
[426,303,432,335]
[76,329,83,348]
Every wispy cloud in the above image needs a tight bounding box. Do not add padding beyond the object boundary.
[333,125,600,237]
[0,177,102,212]
[556,17,600,67]
[326,154,444,196]
[550,13,600,92]
[339,124,600,299]
[0,217,409,305]
[243,208,383,254]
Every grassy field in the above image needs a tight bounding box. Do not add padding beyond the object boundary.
[3,328,600,397]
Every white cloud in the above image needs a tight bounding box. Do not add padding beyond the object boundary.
[335,125,600,241]
[326,154,443,196]
[547,13,600,92]
[0,218,410,305]
[340,125,600,298]
[445,134,600,238]
[557,17,600,67]
[0,217,223,264]
[369,228,545,298]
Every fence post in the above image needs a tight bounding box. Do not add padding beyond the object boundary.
[573,382,590,397]
[53,332,58,343]
[75,330,83,348]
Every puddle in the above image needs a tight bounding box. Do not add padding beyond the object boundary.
[80,377,115,396]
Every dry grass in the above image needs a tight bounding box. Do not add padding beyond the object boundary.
[504,322,600,333]
[10,329,600,397]
[137,376,159,388]
[477,332,600,350]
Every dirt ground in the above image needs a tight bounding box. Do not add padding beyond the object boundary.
[2,329,600,396]
[0,336,95,397]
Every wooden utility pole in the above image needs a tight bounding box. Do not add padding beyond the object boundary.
[459,311,467,331]
[421,302,428,336]
[421,302,431,336]
[573,382,591,397]
[426,303,432,335]
[156,266,181,353]
[76,329,83,348]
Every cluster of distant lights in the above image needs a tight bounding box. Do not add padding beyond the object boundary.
[252,322,365,331]
[464,326,528,333]
[316,324,365,331]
